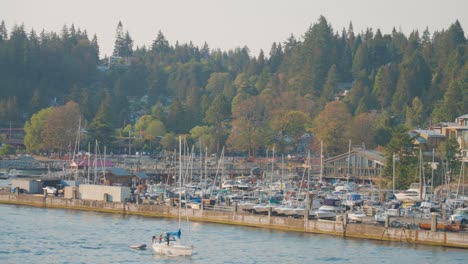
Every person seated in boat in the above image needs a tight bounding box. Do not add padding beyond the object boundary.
[152,235,156,243]
[158,234,163,243]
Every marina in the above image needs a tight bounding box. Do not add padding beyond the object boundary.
[0,204,467,264]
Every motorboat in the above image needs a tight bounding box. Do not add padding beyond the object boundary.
[152,229,193,257]
[348,210,366,223]
[394,190,420,201]
[343,193,363,207]
[395,183,424,201]
[0,172,9,180]
[311,198,343,219]
[253,203,277,214]
[43,186,57,195]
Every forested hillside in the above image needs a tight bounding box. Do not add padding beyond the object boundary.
[0,16,466,158]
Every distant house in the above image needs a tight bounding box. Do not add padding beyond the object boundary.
[105,167,134,187]
[103,168,149,188]
[69,159,113,171]
[428,113,468,161]
[410,129,445,152]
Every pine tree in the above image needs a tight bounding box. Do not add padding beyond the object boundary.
[0,20,7,41]
[319,64,338,110]
[91,34,100,61]
[112,21,124,56]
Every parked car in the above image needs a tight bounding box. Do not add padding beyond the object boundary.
[450,208,468,225]
[43,186,57,195]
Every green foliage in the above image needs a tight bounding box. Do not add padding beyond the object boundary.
[0,17,467,157]
[23,107,53,153]
[0,144,15,156]
[381,126,418,189]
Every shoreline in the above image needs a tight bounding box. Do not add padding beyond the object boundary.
[1,192,467,249]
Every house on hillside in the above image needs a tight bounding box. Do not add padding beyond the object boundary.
[429,114,468,161]
[410,129,445,152]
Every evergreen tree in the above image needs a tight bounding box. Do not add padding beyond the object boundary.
[91,34,100,61]
[405,97,425,128]
[112,21,124,56]
[88,98,115,148]
[0,20,8,41]
[319,64,338,110]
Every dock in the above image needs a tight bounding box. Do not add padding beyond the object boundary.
[0,192,466,249]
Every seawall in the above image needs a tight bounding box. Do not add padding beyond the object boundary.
[0,192,467,249]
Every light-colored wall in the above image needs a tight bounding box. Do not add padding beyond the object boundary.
[78,184,131,202]
[11,179,42,194]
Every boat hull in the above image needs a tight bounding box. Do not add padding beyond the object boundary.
[152,242,193,256]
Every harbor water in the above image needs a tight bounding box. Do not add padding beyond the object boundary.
[0,204,467,264]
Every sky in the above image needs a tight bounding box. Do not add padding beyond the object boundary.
[1,0,467,58]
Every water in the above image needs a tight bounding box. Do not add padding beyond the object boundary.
[0,204,466,264]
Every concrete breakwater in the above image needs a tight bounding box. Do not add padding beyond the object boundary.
[0,192,467,249]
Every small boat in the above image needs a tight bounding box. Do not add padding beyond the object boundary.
[0,172,9,180]
[129,244,147,249]
[311,198,343,219]
[348,210,366,223]
[418,223,460,232]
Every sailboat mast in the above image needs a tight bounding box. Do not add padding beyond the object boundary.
[392,153,396,194]
[178,136,182,229]
[87,142,90,184]
[271,147,275,196]
[419,148,423,201]
[431,148,435,200]
[320,141,323,183]
[94,140,98,184]
[347,139,351,183]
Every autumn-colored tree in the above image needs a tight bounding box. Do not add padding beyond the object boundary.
[42,101,81,155]
[270,110,309,153]
[313,101,351,156]
[350,112,377,149]
[227,96,270,156]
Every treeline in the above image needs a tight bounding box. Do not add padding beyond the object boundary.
[0,17,467,161]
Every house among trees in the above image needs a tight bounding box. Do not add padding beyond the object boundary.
[410,129,446,152]
[428,114,468,161]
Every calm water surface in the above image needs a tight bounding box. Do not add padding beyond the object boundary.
[0,204,467,264]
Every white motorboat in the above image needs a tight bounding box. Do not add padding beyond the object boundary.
[0,172,9,179]
[43,186,57,195]
[395,183,424,201]
[253,203,277,214]
[311,198,343,219]
[348,210,366,223]
[313,208,337,219]
[394,190,420,201]
[238,201,257,211]
[343,193,363,207]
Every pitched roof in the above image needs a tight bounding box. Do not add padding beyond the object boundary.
[108,167,132,177]
[135,172,148,179]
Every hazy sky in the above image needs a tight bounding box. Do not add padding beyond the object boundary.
[2,0,467,57]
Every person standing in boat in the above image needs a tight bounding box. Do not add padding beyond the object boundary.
[166,232,170,245]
